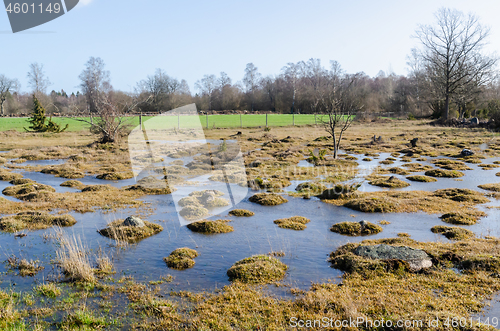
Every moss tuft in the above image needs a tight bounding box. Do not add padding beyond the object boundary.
[186,220,234,234]
[249,193,288,206]
[227,255,287,284]
[330,221,382,236]
[164,248,198,269]
[431,225,474,240]
[406,175,437,182]
[368,176,410,188]
[433,188,489,204]
[273,216,310,230]
[229,209,255,217]
[0,211,76,232]
[440,212,477,225]
[98,220,163,242]
[425,169,464,178]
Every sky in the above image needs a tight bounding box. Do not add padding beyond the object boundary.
[1,0,500,94]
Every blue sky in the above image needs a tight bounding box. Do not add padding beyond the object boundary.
[1,0,499,94]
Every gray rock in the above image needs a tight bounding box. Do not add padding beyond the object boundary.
[123,216,145,228]
[470,117,479,125]
[461,148,474,157]
[354,244,432,272]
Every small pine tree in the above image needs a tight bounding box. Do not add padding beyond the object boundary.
[25,95,68,133]
[27,95,47,132]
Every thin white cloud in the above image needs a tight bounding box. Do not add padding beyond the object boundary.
[80,0,93,5]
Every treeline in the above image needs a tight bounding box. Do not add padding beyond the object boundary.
[1,58,500,119]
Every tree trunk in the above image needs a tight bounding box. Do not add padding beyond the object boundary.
[333,133,337,159]
[0,99,4,116]
[444,94,450,120]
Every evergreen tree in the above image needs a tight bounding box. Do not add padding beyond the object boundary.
[25,95,68,133]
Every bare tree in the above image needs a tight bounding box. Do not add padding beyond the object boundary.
[0,75,19,116]
[27,62,51,96]
[195,74,217,111]
[415,8,497,119]
[137,69,180,112]
[243,63,261,111]
[77,57,140,143]
[320,73,364,159]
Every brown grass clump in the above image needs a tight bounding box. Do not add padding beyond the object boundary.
[425,169,464,178]
[406,175,437,182]
[433,188,489,204]
[401,163,434,172]
[0,170,24,182]
[440,212,478,225]
[41,165,85,179]
[2,182,56,197]
[328,190,485,215]
[0,211,76,232]
[81,184,116,192]
[368,176,410,188]
[295,182,327,195]
[250,176,292,190]
[125,184,174,195]
[387,167,409,175]
[478,183,500,192]
[98,220,163,243]
[96,172,134,180]
[55,230,96,283]
[186,220,234,234]
[316,183,360,199]
[227,255,287,284]
[60,180,85,189]
[431,225,475,240]
[229,209,255,217]
[478,163,500,170]
[431,159,472,170]
[9,178,33,185]
[273,216,310,230]
[163,248,198,270]
[249,193,288,206]
[6,256,44,276]
[330,221,382,236]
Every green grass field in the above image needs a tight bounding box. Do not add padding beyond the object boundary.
[0,114,323,132]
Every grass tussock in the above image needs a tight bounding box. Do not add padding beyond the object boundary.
[164,248,198,270]
[273,216,310,230]
[186,220,234,234]
[478,183,500,192]
[440,212,479,225]
[60,180,85,189]
[41,165,85,179]
[316,183,361,199]
[98,219,163,243]
[326,190,486,215]
[0,211,76,232]
[227,255,287,284]
[229,209,255,217]
[330,221,382,236]
[368,176,410,188]
[406,175,437,182]
[425,169,464,178]
[401,162,434,172]
[96,172,134,180]
[478,163,500,170]
[433,188,489,204]
[249,193,288,206]
[431,159,472,170]
[431,225,475,240]
[55,230,96,283]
